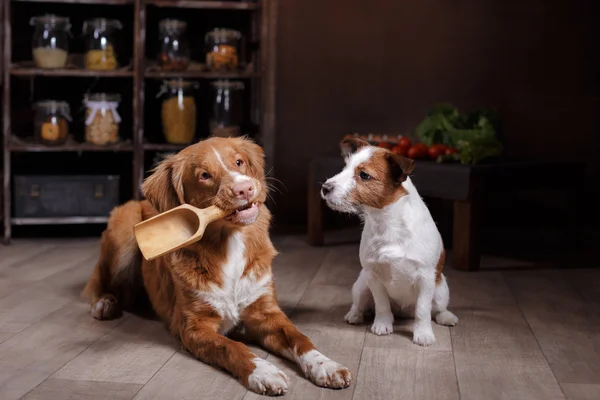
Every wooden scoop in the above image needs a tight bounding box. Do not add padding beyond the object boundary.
[134,204,230,261]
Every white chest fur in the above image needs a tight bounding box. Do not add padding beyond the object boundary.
[196,231,271,334]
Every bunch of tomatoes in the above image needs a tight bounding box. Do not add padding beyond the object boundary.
[378,137,457,160]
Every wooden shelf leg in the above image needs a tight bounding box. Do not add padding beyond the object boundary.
[307,180,324,247]
[452,199,482,271]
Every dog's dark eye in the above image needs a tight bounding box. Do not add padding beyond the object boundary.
[359,171,371,181]
[200,172,212,181]
[236,159,244,167]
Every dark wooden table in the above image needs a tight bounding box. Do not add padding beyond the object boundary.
[307,156,585,271]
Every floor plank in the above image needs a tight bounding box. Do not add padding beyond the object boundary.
[52,316,180,385]
[450,271,565,400]
[22,378,143,400]
[0,301,124,400]
[0,254,98,335]
[133,349,248,400]
[353,348,459,400]
[564,269,600,314]
[561,383,600,400]
[504,270,600,384]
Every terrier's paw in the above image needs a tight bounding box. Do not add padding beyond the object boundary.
[90,295,121,320]
[413,327,436,346]
[370,312,394,336]
[300,350,352,389]
[344,307,364,325]
[435,310,459,327]
[247,358,290,396]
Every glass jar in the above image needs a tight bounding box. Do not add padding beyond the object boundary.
[33,100,71,145]
[82,18,122,70]
[158,79,198,144]
[204,28,242,71]
[83,93,121,145]
[157,19,190,72]
[210,80,244,138]
[30,15,71,69]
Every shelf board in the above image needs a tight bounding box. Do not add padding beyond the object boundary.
[146,1,260,10]
[9,136,135,152]
[12,216,109,226]
[14,0,133,4]
[144,61,259,79]
[143,143,188,152]
[11,62,133,78]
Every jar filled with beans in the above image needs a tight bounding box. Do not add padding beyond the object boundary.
[33,100,71,145]
[83,93,121,145]
[82,18,122,70]
[158,79,198,144]
[204,28,242,71]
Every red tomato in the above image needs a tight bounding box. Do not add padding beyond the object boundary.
[407,143,429,159]
[397,137,412,148]
[445,147,457,155]
[392,145,408,156]
[378,142,393,150]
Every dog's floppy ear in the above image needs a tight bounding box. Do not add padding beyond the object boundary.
[340,137,370,159]
[234,136,265,177]
[141,154,186,212]
[385,152,415,185]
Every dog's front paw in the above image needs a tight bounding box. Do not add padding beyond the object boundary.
[435,310,459,326]
[247,358,290,396]
[370,312,394,335]
[344,307,364,325]
[300,350,352,389]
[413,327,436,346]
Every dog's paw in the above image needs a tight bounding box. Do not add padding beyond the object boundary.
[370,312,394,335]
[299,350,352,389]
[413,327,436,346]
[344,307,364,325]
[247,358,290,396]
[435,310,459,327]
[90,295,121,320]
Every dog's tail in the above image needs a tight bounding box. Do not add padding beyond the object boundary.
[82,200,150,314]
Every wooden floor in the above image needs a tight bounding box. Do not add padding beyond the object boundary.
[1,236,599,400]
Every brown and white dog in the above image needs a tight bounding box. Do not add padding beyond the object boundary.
[321,138,458,346]
[82,136,352,395]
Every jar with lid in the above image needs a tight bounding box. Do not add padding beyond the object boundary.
[157,19,190,72]
[158,79,198,144]
[83,93,121,145]
[33,100,71,145]
[210,80,244,138]
[30,15,71,69]
[204,28,242,71]
[82,18,122,70]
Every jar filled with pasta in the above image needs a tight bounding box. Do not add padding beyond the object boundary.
[210,80,244,138]
[158,79,198,144]
[82,18,122,70]
[33,100,71,145]
[157,19,190,72]
[83,93,121,145]
[205,28,242,71]
[30,15,71,69]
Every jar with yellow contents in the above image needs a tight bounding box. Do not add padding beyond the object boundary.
[204,28,242,71]
[33,100,71,145]
[158,79,198,145]
[83,93,122,145]
[82,18,122,70]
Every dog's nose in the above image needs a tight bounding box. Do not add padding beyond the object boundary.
[321,182,334,196]
[232,182,254,201]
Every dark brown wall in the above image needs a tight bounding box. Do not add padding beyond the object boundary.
[273,0,600,225]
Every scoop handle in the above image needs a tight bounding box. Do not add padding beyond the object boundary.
[198,205,230,225]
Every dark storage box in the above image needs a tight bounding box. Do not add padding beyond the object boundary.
[14,175,120,218]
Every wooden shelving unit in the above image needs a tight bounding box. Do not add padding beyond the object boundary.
[1,0,277,243]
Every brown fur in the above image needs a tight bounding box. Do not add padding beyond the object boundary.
[82,137,348,392]
[341,138,415,209]
[436,248,445,285]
